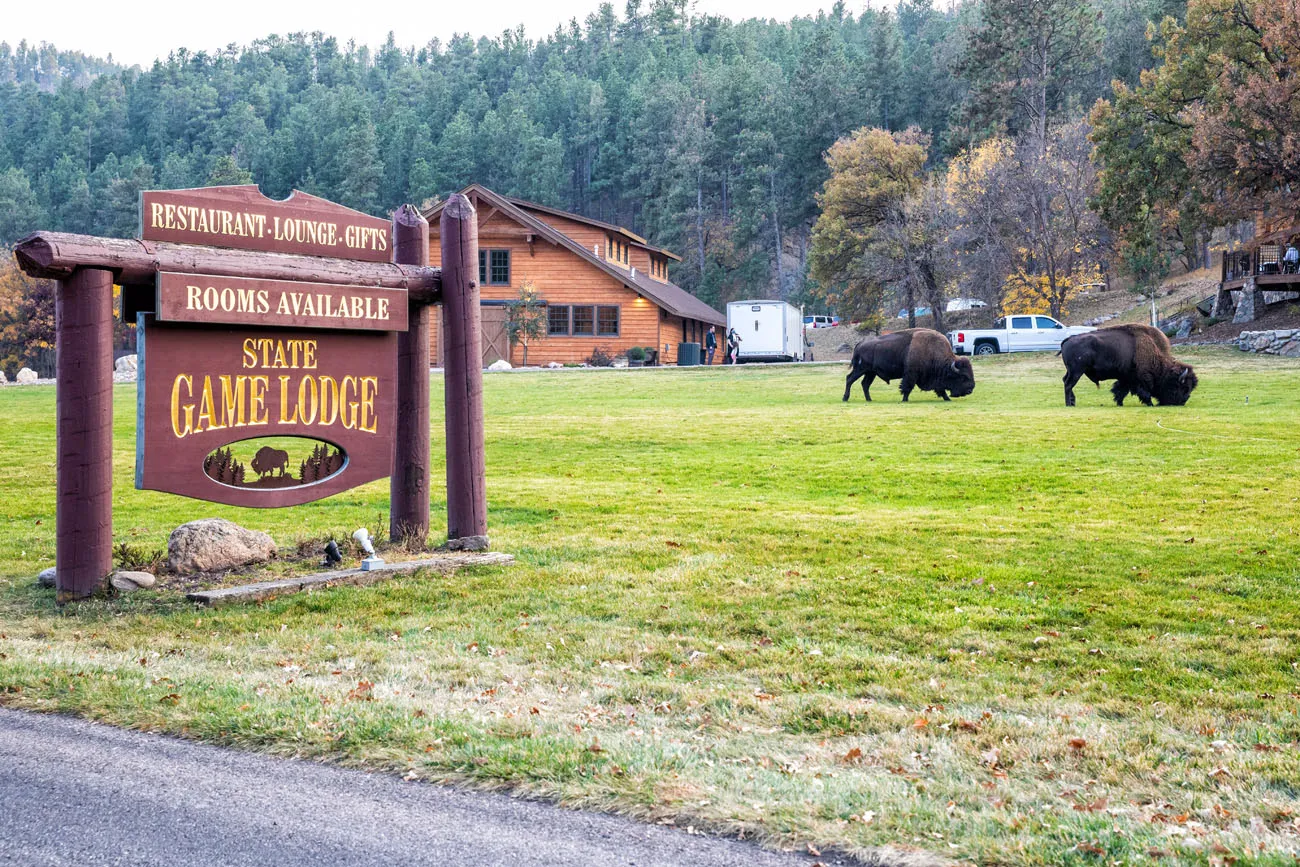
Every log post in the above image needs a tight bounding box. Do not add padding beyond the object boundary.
[391,205,431,546]
[55,267,115,602]
[439,195,488,546]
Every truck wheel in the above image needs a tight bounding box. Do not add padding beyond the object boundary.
[974,341,998,356]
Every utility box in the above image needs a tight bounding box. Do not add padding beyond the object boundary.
[726,300,805,363]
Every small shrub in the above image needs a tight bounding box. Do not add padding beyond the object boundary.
[585,346,614,367]
[113,541,165,573]
[626,345,647,362]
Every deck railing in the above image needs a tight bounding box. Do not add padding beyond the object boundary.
[1223,245,1287,282]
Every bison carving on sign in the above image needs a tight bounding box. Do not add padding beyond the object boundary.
[251,446,291,479]
[1060,323,1198,407]
[843,328,975,402]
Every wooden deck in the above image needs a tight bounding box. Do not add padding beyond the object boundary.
[1221,272,1300,291]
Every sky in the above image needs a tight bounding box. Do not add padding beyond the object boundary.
[4,0,874,68]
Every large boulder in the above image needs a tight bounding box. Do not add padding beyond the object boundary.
[114,354,138,374]
[0,369,8,385]
[487,359,512,372]
[167,518,276,574]
[15,368,38,384]
[37,567,56,588]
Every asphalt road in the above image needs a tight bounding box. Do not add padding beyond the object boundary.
[0,708,843,867]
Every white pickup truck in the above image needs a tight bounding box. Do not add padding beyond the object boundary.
[949,315,1095,356]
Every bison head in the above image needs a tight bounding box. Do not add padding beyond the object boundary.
[1154,364,1198,406]
[943,357,976,398]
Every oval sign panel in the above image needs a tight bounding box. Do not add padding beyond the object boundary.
[203,437,348,490]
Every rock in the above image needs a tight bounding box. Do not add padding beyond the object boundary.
[114,354,138,374]
[15,368,38,384]
[37,567,56,588]
[110,570,156,592]
[1278,340,1300,358]
[167,518,276,574]
[1175,319,1192,340]
[611,358,629,368]
[546,361,562,369]
[0,369,7,385]
[486,359,512,372]
[444,534,489,552]
[836,342,852,353]
[1254,335,1272,352]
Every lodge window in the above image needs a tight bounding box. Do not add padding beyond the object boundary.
[548,305,570,336]
[489,250,510,285]
[572,305,595,335]
[606,235,629,266]
[546,304,619,337]
[597,305,620,336]
[478,249,510,286]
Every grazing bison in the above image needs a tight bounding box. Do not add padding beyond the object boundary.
[1060,323,1197,407]
[251,446,291,479]
[843,328,976,402]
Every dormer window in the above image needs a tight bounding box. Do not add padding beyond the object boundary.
[606,235,629,267]
[649,255,667,280]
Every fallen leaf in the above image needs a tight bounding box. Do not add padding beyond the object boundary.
[1073,797,1108,813]
[346,680,375,702]
[1074,840,1106,856]
[1068,737,1087,751]
[842,747,863,763]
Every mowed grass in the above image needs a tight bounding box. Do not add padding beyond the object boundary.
[2,349,1299,865]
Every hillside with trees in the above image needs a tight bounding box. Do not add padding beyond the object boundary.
[1,0,1183,319]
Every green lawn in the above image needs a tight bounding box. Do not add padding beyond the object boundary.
[2,349,1298,865]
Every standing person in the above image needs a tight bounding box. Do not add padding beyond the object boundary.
[1285,242,1299,274]
[726,327,742,364]
[704,326,718,365]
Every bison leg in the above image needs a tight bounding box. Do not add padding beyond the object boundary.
[1063,369,1083,407]
[899,376,915,402]
[936,389,950,401]
[1111,380,1129,406]
[859,372,876,401]
[843,367,862,402]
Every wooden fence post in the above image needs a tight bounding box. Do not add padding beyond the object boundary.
[439,195,488,545]
[55,267,114,602]
[391,205,431,546]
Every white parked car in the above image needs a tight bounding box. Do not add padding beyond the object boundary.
[949,315,1095,356]
[946,297,989,312]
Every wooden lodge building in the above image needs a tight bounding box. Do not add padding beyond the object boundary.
[422,185,726,367]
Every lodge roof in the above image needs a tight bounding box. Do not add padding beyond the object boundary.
[423,185,724,326]
[503,195,683,262]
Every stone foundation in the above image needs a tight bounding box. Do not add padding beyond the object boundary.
[1233,278,1264,324]
[1235,329,1300,357]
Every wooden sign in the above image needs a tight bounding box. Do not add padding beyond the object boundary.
[140,186,391,262]
[156,272,409,332]
[136,317,397,507]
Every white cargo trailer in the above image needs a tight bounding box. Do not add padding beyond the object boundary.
[726,300,805,363]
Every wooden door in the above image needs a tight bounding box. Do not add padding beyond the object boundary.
[481,306,509,366]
